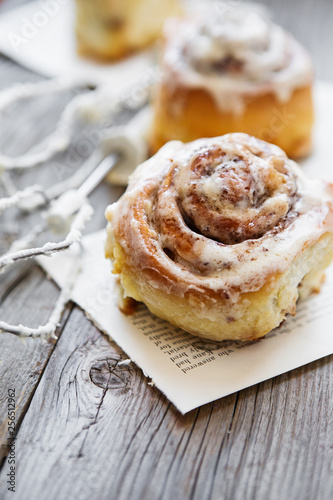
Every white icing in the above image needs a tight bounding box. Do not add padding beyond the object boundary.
[108,135,333,300]
[0,202,93,273]
[161,6,313,113]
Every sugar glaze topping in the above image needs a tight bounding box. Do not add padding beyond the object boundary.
[107,134,332,300]
[161,6,313,113]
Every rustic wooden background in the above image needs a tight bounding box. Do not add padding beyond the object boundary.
[0,1,332,499]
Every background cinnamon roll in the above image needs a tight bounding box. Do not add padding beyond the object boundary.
[106,133,333,342]
[150,6,314,159]
[75,0,181,61]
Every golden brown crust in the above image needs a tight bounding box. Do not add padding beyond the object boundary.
[150,84,314,159]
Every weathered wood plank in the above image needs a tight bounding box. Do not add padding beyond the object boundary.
[0,0,333,498]
[199,358,333,500]
[0,52,85,465]
[0,305,332,500]
[0,307,173,499]
[0,266,72,461]
[0,39,123,463]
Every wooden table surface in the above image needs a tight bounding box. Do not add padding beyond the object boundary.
[0,1,332,499]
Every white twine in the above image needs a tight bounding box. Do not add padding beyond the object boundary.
[0,77,79,109]
[0,200,93,337]
[0,75,153,171]
[0,78,88,170]
[0,150,104,215]
[32,150,104,211]
[0,202,93,272]
[0,182,93,338]
[6,224,46,254]
[0,184,44,214]
[0,73,154,338]
[0,247,81,339]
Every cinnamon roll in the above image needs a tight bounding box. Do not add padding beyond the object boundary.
[150,6,314,159]
[75,0,181,61]
[105,134,333,342]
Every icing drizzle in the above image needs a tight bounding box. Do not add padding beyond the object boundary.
[161,6,313,113]
[107,134,333,300]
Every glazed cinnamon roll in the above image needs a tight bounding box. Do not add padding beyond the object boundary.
[75,0,181,61]
[150,6,314,159]
[105,134,333,342]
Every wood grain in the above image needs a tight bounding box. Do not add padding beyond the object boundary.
[0,307,332,499]
[0,0,333,498]
[0,14,123,468]
[0,266,72,462]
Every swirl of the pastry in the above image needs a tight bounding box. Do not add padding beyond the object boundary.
[106,134,333,341]
[157,135,297,247]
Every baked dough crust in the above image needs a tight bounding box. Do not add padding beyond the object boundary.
[151,84,314,159]
[105,134,333,341]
